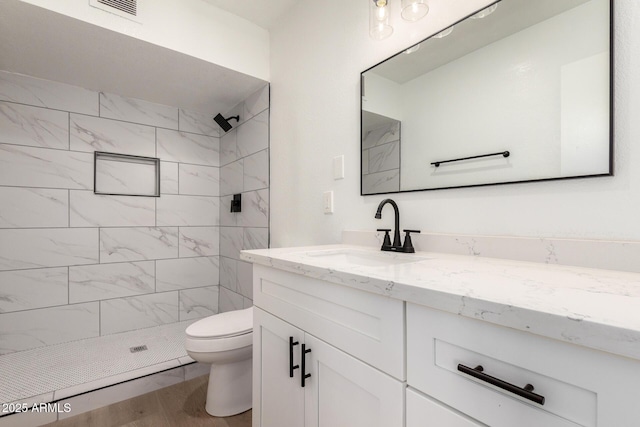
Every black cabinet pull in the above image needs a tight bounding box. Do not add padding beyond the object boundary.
[301,344,312,387]
[457,364,545,405]
[289,337,299,378]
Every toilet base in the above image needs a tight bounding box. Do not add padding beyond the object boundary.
[205,356,253,417]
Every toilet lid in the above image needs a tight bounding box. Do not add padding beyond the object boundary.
[186,307,253,339]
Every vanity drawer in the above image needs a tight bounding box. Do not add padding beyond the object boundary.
[407,388,485,427]
[407,303,640,427]
[253,264,404,379]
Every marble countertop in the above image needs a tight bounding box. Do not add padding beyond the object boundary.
[241,244,640,362]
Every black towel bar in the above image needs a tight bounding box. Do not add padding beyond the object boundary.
[431,151,510,167]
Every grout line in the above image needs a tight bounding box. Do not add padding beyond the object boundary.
[0,288,185,317]
[266,100,271,249]
[0,184,88,193]
[0,258,164,278]
[70,111,158,137]
[167,127,219,138]
[1,299,102,316]
[0,140,97,155]
[177,161,180,194]
[0,99,97,117]
[177,288,181,321]
[0,224,221,231]
[0,120,215,162]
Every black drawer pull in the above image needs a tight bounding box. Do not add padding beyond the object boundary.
[289,337,299,378]
[301,344,312,387]
[457,364,545,405]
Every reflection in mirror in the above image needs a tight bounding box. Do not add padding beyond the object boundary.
[361,0,612,195]
[362,111,401,194]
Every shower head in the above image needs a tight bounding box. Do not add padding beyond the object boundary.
[214,114,240,132]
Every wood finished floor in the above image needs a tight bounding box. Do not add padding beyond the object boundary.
[43,375,251,427]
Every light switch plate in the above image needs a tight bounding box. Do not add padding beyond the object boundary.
[323,191,334,214]
[333,155,344,180]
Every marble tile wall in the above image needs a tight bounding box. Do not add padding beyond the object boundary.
[0,70,228,355]
[218,85,270,312]
[361,119,400,194]
[343,230,640,274]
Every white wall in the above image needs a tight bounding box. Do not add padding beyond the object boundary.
[270,0,640,246]
[19,0,270,81]
[362,73,403,120]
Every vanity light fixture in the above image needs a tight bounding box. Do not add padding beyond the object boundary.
[470,3,498,19]
[369,0,429,41]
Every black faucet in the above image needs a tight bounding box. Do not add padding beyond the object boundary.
[375,199,420,253]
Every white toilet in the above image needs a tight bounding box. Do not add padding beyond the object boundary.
[185,307,253,417]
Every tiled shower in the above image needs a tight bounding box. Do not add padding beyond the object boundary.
[0,70,269,403]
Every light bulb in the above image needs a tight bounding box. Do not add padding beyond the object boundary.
[401,0,429,22]
[404,45,421,54]
[376,5,389,20]
[432,26,453,39]
[471,3,497,19]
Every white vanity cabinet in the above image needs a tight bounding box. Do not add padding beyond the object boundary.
[246,248,640,427]
[407,303,640,427]
[252,265,405,427]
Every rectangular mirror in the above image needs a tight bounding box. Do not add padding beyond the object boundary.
[361,0,612,195]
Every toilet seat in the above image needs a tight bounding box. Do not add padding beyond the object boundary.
[185,307,253,353]
[186,307,253,339]
[185,330,252,353]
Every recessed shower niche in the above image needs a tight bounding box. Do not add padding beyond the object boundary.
[94,151,161,197]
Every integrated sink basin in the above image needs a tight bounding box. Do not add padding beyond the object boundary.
[301,248,427,268]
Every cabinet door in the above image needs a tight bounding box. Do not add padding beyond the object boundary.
[304,334,404,427]
[253,308,305,427]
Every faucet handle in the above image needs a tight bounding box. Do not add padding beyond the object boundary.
[402,230,421,253]
[377,229,392,248]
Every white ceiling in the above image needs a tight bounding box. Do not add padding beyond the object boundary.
[0,0,269,115]
[369,0,590,84]
[200,0,299,30]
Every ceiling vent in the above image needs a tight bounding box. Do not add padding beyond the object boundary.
[89,0,142,23]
